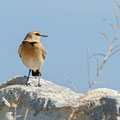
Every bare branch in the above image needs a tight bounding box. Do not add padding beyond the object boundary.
[112,44,120,51]
[24,109,29,120]
[108,47,120,59]
[87,47,90,85]
[113,0,120,40]
[67,91,90,120]
[113,5,119,27]
[103,18,116,32]
[115,0,120,9]
[93,81,105,85]
[47,55,80,93]
[11,103,17,120]
[88,43,113,91]
[97,58,100,73]
[89,53,106,59]
[68,1,120,119]
[98,31,112,44]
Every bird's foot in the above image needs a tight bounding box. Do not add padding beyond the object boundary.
[26,82,31,86]
[38,84,41,87]
[34,84,41,87]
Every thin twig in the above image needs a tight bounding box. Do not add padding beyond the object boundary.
[87,47,90,85]
[47,55,80,93]
[89,44,120,59]
[89,53,106,59]
[12,103,17,120]
[97,58,100,73]
[24,109,29,120]
[108,47,120,59]
[112,44,120,51]
[67,91,90,120]
[68,1,120,119]
[103,18,116,32]
[97,31,112,44]
[88,43,113,91]
[113,5,119,27]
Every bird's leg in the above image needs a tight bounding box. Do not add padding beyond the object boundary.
[38,72,42,87]
[26,69,31,86]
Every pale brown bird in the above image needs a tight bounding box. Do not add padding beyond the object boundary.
[18,31,48,86]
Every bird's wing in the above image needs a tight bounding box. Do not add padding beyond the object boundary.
[42,49,46,60]
[18,44,23,58]
[35,42,46,60]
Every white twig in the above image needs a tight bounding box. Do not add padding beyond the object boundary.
[24,109,29,120]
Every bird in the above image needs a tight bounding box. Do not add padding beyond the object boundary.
[18,31,48,86]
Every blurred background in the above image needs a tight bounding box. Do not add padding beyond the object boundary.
[0,0,119,93]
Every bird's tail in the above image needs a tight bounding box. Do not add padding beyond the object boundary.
[32,70,41,76]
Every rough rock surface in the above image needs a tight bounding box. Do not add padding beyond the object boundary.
[0,76,120,120]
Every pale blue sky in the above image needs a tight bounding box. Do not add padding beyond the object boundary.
[0,0,119,93]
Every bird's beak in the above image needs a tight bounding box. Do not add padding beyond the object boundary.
[42,35,48,37]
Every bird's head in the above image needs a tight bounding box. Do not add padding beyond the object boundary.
[24,31,48,42]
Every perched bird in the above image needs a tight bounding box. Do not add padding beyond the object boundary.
[18,31,48,86]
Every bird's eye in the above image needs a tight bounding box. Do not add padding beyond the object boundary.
[35,33,41,36]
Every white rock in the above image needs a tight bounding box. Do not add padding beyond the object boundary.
[0,76,120,120]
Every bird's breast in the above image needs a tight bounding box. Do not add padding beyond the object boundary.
[20,42,44,71]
